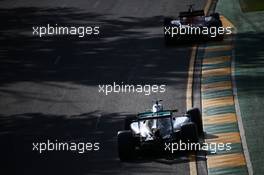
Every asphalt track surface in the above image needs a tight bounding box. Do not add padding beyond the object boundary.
[0,0,205,174]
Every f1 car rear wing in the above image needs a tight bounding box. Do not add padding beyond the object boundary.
[137,115,171,121]
[179,10,205,18]
[136,109,178,121]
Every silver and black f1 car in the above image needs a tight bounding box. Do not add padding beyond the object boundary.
[164,5,224,45]
[117,100,203,161]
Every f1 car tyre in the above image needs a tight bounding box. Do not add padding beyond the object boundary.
[179,10,205,18]
[117,130,136,161]
[210,13,220,20]
[186,108,203,136]
[164,36,174,46]
[180,122,198,143]
[124,116,137,130]
[164,17,172,26]
[208,13,224,40]
[164,18,174,46]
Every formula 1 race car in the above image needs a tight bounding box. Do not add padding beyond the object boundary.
[164,5,225,45]
[117,100,203,161]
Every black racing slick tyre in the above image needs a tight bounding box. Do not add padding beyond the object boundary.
[124,116,137,130]
[117,131,136,161]
[210,13,220,20]
[180,122,198,143]
[164,17,173,26]
[164,18,173,46]
[186,108,203,137]
[164,36,174,46]
[209,13,224,41]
